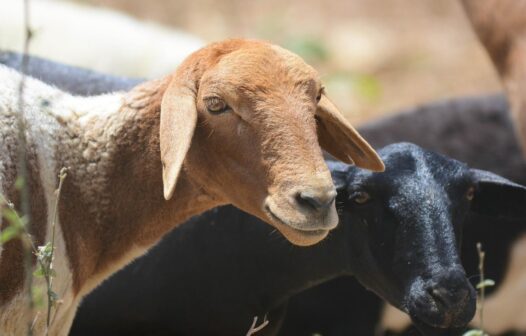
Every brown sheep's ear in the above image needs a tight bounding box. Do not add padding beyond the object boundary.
[316,94,384,172]
[160,78,198,200]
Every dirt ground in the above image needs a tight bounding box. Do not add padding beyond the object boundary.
[78,0,503,124]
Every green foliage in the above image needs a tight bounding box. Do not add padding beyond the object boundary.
[15,175,25,190]
[476,279,495,290]
[0,168,67,332]
[352,74,381,101]
[3,209,23,227]
[36,243,54,266]
[32,286,45,310]
[0,223,22,244]
[34,242,57,287]
[0,194,27,244]
[284,37,329,64]
[324,72,381,102]
[463,330,485,336]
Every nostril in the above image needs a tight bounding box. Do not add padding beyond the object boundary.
[413,273,475,329]
[427,285,469,310]
[296,190,336,211]
[428,287,449,308]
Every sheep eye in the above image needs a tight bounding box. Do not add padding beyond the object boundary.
[316,87,324,102]
[204,97,229,114]
[466,186,475,201]
[351,191,371,205]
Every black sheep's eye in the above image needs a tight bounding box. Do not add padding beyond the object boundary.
[204,97,229,114]
[350,191,371,205]
[466,186,475,201]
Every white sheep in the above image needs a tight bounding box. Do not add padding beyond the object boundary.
[0,0,205,77]
[0,39,383,335]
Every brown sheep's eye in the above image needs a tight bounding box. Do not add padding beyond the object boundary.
[204,97,229,114]
[351,191,371,205]
[316,88,324,102]
[466,186,475,201]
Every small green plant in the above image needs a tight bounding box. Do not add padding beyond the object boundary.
[0,178,29,245]
[0,168,67,334]
[0,177,36,335]
[462,242,495,336]
[35,167,68,327]
[0,0,67,329]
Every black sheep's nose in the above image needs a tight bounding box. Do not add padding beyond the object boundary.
[296,189,336,211]
[428,286,470,310]
[408,268,476,329]
[427,270,471,310]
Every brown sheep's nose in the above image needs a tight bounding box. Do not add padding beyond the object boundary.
[296,188,337,211]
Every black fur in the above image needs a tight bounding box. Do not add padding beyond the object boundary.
[69,143,526,336]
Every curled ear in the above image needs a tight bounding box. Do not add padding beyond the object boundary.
[316,94,384,172]
[470,169,526,220]
[160,78,198,200]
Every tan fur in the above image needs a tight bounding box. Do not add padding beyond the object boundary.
[0,39,382,335]
[460,0,526,153]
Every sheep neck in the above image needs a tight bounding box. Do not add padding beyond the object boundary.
[240,223,351,315]
[57,77,221,295]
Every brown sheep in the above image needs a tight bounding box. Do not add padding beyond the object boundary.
[0,39,383,335]
[460,0,526,154]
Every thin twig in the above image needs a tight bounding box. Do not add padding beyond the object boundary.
[477,242,486,333]
[16,0,34,334]
[46,168,67,328]
[246,315,269,336]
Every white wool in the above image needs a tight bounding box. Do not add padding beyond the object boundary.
[0,64,124,125]
[0,0,204,78]
[0,64,128,336]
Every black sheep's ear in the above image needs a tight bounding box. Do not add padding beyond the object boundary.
[470,169,526,220]
[327,161,350,191]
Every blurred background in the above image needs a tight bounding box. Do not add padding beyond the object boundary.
[1,0,503,124]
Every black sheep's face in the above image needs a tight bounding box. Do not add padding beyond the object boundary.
[330,143,477,334]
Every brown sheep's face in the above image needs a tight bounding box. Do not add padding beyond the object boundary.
[160,39,384,246]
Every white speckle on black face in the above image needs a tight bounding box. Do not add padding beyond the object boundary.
[342,143,473,316]
[371,143,468,274]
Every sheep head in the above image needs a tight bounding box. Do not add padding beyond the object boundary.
[160,39,384,246]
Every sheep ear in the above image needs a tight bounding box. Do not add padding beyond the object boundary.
[160,79,198,200]
[470,169,526,220]
[316,94,385,172]
[327,161,349,191]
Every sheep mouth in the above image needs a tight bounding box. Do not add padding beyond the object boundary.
[264,205,329,238]
[410,315,466,336]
